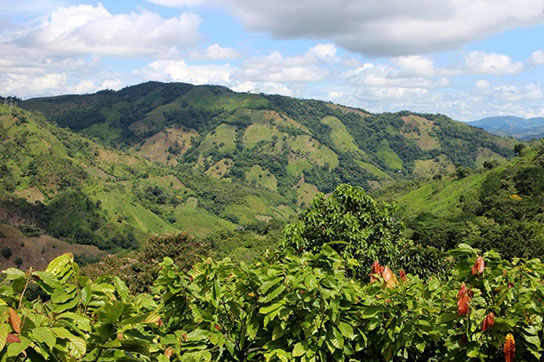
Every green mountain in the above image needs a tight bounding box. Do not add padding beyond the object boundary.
[23,81,516,207]
[0,104,296,257]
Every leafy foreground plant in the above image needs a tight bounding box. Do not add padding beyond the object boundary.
[1,244,544,361]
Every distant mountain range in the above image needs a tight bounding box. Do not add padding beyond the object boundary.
[469,116,544,140]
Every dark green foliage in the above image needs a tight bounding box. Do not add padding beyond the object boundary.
[1,247,11,259]
[83,233,211,292]
[283,184,405,273]
[43,189,107,248]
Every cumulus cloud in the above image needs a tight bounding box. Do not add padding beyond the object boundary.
[529,50,544,65]
[188,44,240,60]
[343,63,449,90]
[475,82,544,102]
[136,44,339,96]
[224,0,544,56]
[14,3,202,56]
[233,50,331,83]
[138,59,232,85]
[391,56,436,77]
[465,51,524,76]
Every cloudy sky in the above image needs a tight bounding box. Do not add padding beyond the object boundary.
[1,0,544,121]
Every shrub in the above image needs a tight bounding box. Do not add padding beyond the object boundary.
[1,247,12,259]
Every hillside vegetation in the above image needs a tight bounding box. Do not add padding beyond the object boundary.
[0,104,296,259]
[23,82,515,202]
[378,142,544,260]
[1,185,542,361]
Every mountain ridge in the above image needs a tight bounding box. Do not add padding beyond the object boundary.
[469,115,544,140]
[21,81,516,198]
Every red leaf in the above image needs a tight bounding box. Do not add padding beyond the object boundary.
[214,324,221,331]
[504,333,515,362]
[8,308,21,334]
[398,269,407,282]
[457,283,467,299]
[6,334,20,343]
[457,294,470,315]
[371,260,381,275]
[457,287,470,316]
[382,266,398,289]
[370,260,381,282]
[482,312,495,331]
[471,256,485,275]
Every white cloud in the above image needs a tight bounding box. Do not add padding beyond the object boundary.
[234,51,330,83]
[100,79,123,90]
[391,55,435,77]
[475,79,491,89]
[465,51,524,76]
[305,43,339,62]
[231,81,295,96]
[138,59,232,85]
[529,50,544,65]
[189,44,239,60]
[70,80,95,94]
[231,45,337,83]
[343,63,448,90]
[223,0,544,56]
[15,3,202,56]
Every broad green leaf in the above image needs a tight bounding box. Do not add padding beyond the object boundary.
[259,302,283,315]
[6,336,29,357]
[46,253,73,276]
[259,285,286,304]
[292,342,306,357]
[338,321,354,339]
[68,336,86,359]
[2,268,25,280]
[0,324,8,351]
[33,327,57,349]
[113,276,129,302]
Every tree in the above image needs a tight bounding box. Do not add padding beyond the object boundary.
[514,143,526,156]
[282,184,405,274]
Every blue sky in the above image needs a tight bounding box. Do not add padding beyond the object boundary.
[1,0,544,121]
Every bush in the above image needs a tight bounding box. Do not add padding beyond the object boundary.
[1,247,12,259]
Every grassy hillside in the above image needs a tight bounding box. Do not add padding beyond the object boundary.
[22,82,516,197]
[378,142,544,259]
[0,104,297,261]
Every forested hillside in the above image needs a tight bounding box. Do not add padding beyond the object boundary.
[0,104,296,266]
[23,82,515,204]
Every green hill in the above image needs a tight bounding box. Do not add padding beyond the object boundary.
[22,82,516,203]
[0,104,296,258]
[378,142,544,259]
